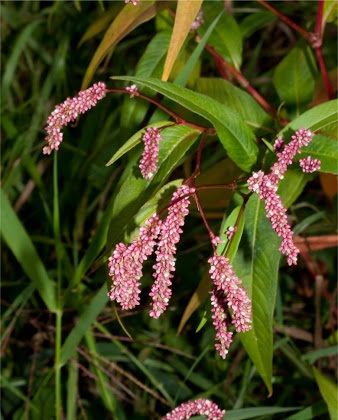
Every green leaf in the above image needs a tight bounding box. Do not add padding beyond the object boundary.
[313,367,338,419]
[0,189,56,312]
[106,121,174,166]
[297,134,338,175]
[201,4,243,68]
[175,12,223,87]
[234,195,281,394]
[280,99,338,135]
[111,76,258,172]
[61,284,108,366]
[302,346,338,364]
[240,11,276,38]
[66,358,79,420]
[273,44,316,107]
[225,406,299,420]
[196,77,271,131]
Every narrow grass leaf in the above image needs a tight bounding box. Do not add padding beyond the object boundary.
[0,189,56,312]
[313,367,338,419]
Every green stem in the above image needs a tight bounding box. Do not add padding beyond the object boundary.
[53,154,63,419]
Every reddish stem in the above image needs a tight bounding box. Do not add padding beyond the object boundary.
[193,191,217,250]
[257,0,311,42]
[107,88,216,134]
[315,0,324,36]
[314,46,334,99]
[204,43,278,119]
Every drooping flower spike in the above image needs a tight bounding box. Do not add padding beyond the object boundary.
[163,398,225,420]
[150,184,195,318]
[108,214,161,310]
[139,127,162,180]
[248,128,319,266]
[210,290,233,359]
[43,82,106,155]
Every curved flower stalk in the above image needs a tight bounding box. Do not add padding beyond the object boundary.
[248,128,319,266]
[150,184,195,318]
[43,82,106,155]
[108,214,161,310]
[163,398,225,420]
[139,127,162,180]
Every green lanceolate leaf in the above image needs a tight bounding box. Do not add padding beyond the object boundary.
[273,44,316,108]
[279,99,338,135]
[313,367,338,419]
[111,76,258,172]
[196,77,271,132]
[0,189,57,312]
[225,406,299,420]
[234,194,281,394]
[106,120,174,166]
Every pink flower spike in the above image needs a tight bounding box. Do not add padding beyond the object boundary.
[226,226,237,240]
[299,156,321,173]
[210,290,233,359]
[125,84,139,98]
[209,255,252,332]
[43,82,106,155]
[125,0,139,5]
[150,185,195,318]
[139,127,162,180]
[108,214,161,310]
[163,398,225,420]
[211,235,222,247]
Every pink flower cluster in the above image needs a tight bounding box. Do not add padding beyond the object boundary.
[139,127,162,180]
[108,214,161,309]
[125,84,139,98]
[191,10,204,31]
[43,82,106,155]
[163,399,225,420]
[209,255,251,357]
[108,185,194,316]
[299,156,321,173]
[124,0,139,5]
[248,128,318,266]
[150,185,195,318]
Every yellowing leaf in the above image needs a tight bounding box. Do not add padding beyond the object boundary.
[82,1,157,89]
[162,0,203,81]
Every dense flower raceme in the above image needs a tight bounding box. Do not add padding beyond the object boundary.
[150,185,195,318]
[208,252,252,359]
[248,128,319,266]
[108,185,194,316]
[163,398,225,420]
[108,214,162,310]
[299,156,321,173]
[139,127,162,180]
[43,82,106,155]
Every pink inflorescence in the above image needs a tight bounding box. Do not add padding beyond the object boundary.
[125,84,139,98]
[226,226,237,240]
[248,128,316,266]
[163,398,225,420]
[299,156,321,173]
[209,255,252,334]
[139,127,162,180]
[150,185,195,318]
[108,214,161,310]
[273,136,284,151]
[125,0,139,5]
[43,82,106,155]
[210,290,233,359]
[191,10,204,31]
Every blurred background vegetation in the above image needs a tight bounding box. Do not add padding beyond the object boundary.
[1,1,337,419]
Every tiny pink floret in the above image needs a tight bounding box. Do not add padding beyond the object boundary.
[139,127,162,180]
[191,10,204,31]
[226,226,237,240]
[43,82,106,155]
[125,0,139,5]
[299,156,321,173]
[108,214,161,310]
[163,398,225,420]
[150,185,195,318]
